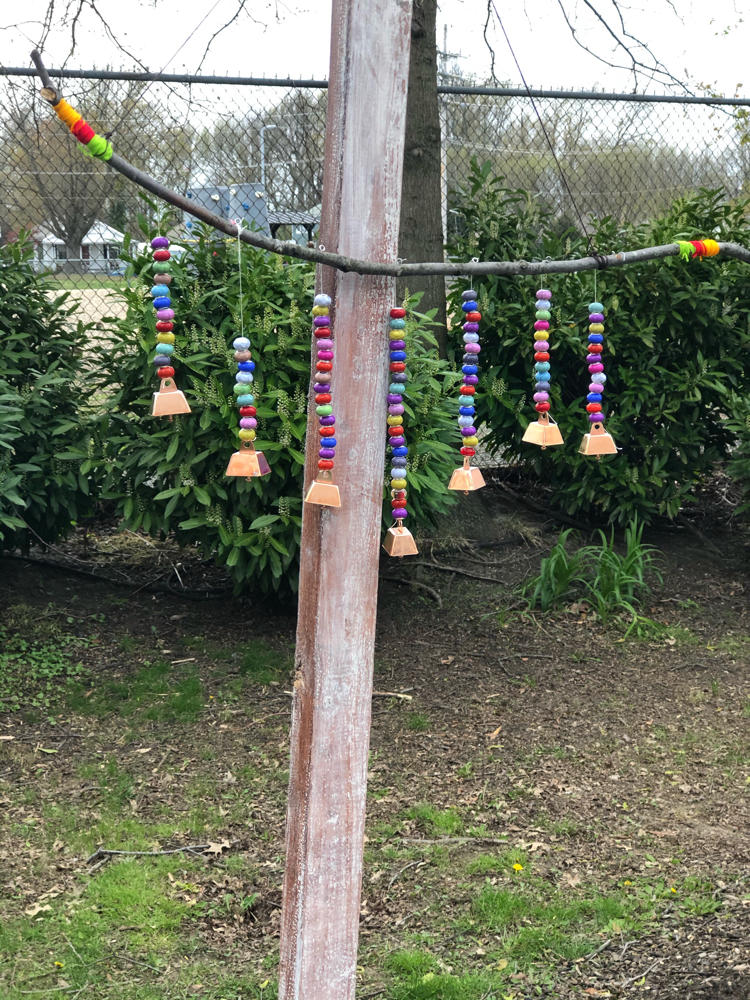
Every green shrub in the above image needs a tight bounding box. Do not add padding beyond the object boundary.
[96,219,458,594]
[0,235,97,548]
[447,162,750,523]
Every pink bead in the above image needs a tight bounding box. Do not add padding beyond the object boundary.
[534,341,549,351]
[316,339,333,350]
[588,362,604,373]
[534,321,549,331]
[537,289,551,300]
[464,343,481,354]
[388,404,405,415]
[588,383,602,393]
[533,391,549,401]
[240,417,257,429]
[318,350,334,361]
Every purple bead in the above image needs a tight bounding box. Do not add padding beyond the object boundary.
[314,383,330,393]
[533,391,549,401]
[390,436,405,447]
[537,289,551,300]
[151,236,169,249]
[390,340,406,350]
[588,382,603,394]
[589,363,604,373]
[586,353,601,363]
[463,375,479,385]
[319,447,336,459]
[463,322,479,333]
[240,417,257,429]
[588,412,605,423]
[534,341,549,351]
[156,308,174,320]
[387,394,402,404]
[313,316,330,327]
[392,508,408,520]
[316,339,333,350]
[461,426,476,436]
[318,350,334,361]
[589,313,604,323]
[464,343,481,354]
[320,415,336,426]
[389,404,405,415]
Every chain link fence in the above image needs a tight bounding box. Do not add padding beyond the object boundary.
[1,67,749,319]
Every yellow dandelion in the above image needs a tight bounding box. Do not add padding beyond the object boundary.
[513,863,524,872]
[671,886,677,893]
[54,962,64,968]
[623,880,632,886]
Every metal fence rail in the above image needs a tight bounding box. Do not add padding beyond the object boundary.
[1,66,748,320]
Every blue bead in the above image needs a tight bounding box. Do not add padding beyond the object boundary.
[153,355,170,366]
[237,361,255,371]
[392,446,409,456]
[459,406,475,415]
[391,457,407,467]
[236,394,254,406]
[152,296,171,309]
[157,343,174,355]
[586,392,603,403]
[462,300,478,312]
[150,284,169,297]
[534,372,551,381]
[534,362,550,371]
[390,318,406,329]
[462,365,478,375]
[389,383,406,394]
[235,372,254,384]
[588,333,603,343]
[324,437,337,448]
[589,301,604,312]
[535,381,550,390]
[390,351,407,362]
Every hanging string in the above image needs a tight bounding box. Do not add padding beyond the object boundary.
[233,219,246,341]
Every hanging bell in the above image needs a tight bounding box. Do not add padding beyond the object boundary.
[579,421,617,457]
[522,412,564,449]
[151,377,191,418]
[448,456,486,494]
[382,520,419,557]
[304,470,341,508]
[225,440,271,479]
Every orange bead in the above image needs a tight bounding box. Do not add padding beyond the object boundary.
[534,352,550,362]
[315,393,332,404]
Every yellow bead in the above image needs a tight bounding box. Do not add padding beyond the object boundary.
[387,415,403,426]
[238,429,256,441]
[389,330,404,340]
[157,333,175,344]
[534,330,548,339]
[589,323,604,333]
[462,436,479,447]
[312,306,329,317]
[391,478,407,489]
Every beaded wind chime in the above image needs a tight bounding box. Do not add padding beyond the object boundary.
[304,293,341,507]
[448,289,486,493]
[225,223,271,479]
[579,296,616,456]
[522,287,563,448]
[149,237,191,417]
[383,306,418,557]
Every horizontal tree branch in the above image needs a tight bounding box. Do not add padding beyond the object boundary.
[30,49,750,278]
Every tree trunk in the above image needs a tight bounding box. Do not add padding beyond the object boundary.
[397,0,447,354]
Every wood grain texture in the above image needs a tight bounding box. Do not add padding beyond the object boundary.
[278,2,412,998]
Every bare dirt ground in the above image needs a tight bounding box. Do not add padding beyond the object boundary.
[1,478,749,999]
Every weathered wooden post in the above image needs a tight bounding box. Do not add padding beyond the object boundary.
[277,1,412,998]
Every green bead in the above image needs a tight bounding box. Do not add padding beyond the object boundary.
[535,310,551,320]
[316,405,333,416]
[233,384,248,396]
[152,261,171,273]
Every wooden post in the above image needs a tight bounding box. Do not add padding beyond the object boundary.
[278,2,412,998]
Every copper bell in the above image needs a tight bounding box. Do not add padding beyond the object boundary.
[522,412,564,449]
[579,421,617,458]
[448,457,486,494]
[304,470,341,508]
[383,520,418,557]
[225,440,271,479]
[151,377,191,418]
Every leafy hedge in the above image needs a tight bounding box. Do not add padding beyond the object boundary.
[0,236,96,547]
[447,162,750,522]
[95,220,460,594]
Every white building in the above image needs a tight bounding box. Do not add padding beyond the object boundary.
[34,220,125,274]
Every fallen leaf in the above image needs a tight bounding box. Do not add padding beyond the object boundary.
[189,985,204,993]
[369,870,384,883]
[222,771,237,785]
[134,747,152,754]
[561,872,581,887]
[475,946,486,956]
[52,840,65,852]
[25,903,52,917]
[440,656,454,665]
[486,726,502,739]
[0,735,15,741]
[204,840,231,855]
[496,959,508,970]
[37,748,58,755]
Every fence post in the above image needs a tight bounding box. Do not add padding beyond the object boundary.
[277,1,412,998]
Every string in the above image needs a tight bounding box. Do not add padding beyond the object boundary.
[491,2,596,254]
[232,219,245,341]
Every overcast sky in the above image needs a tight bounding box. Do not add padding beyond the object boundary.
[1,0,747,98]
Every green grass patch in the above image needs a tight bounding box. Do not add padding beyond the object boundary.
[406,804,464,837]
[67,660,204,720]
[407,712,430,732]
[240,642,292,685]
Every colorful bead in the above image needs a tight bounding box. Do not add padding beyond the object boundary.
[582,302,608,426]
[151,236,169,249]
[314,293,332,307]
[310,295,337,472]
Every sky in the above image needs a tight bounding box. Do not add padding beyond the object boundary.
[0,0,748,98]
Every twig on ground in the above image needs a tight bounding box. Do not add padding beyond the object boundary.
[388,860,423,889]
[86,845,212,865]
[412,560,505,584]
[616,958,661,987]
[114,954,162,974]
[618,939,637,960]
[398,836,509,845]
[372,691,413,701]
[583,938,611,960]
[379,575,442,608]
[62,933,84,966]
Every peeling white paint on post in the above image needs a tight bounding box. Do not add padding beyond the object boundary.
[278,1,412,998]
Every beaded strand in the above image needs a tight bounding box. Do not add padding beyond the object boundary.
[459,289,481,457]
[533,288,552,412]
[150,237,178,380]
[585,300,607,424]
[313,294,336,472]
[387,306,409,520]
[233,334,257,440]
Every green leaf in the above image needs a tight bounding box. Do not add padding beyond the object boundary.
[249,514,280,529]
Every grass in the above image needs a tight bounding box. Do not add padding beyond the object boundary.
[68,660,204,720]
[406,804,464,837]
[407,712,430,732]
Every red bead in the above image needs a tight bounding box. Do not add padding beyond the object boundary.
[239,406,256,416]
[390,307,406,319]
[460,447,476,456]
[534,352,550,362]
[586,402,601,413]
[315,393,332,404]
[319,427,336,437]
[388,426,404,436]
[535,401,551,412]
[317,361,333,372]
[156,321,173,332]
[390,362,406,372]
[314,327,331,337]
[466,311,481,322]
[461,386,476,395]
[588,343,603,353]
[153,249,171,261]
[391,498,405,508]
[157,366,175,378]
[318,459,334,470]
